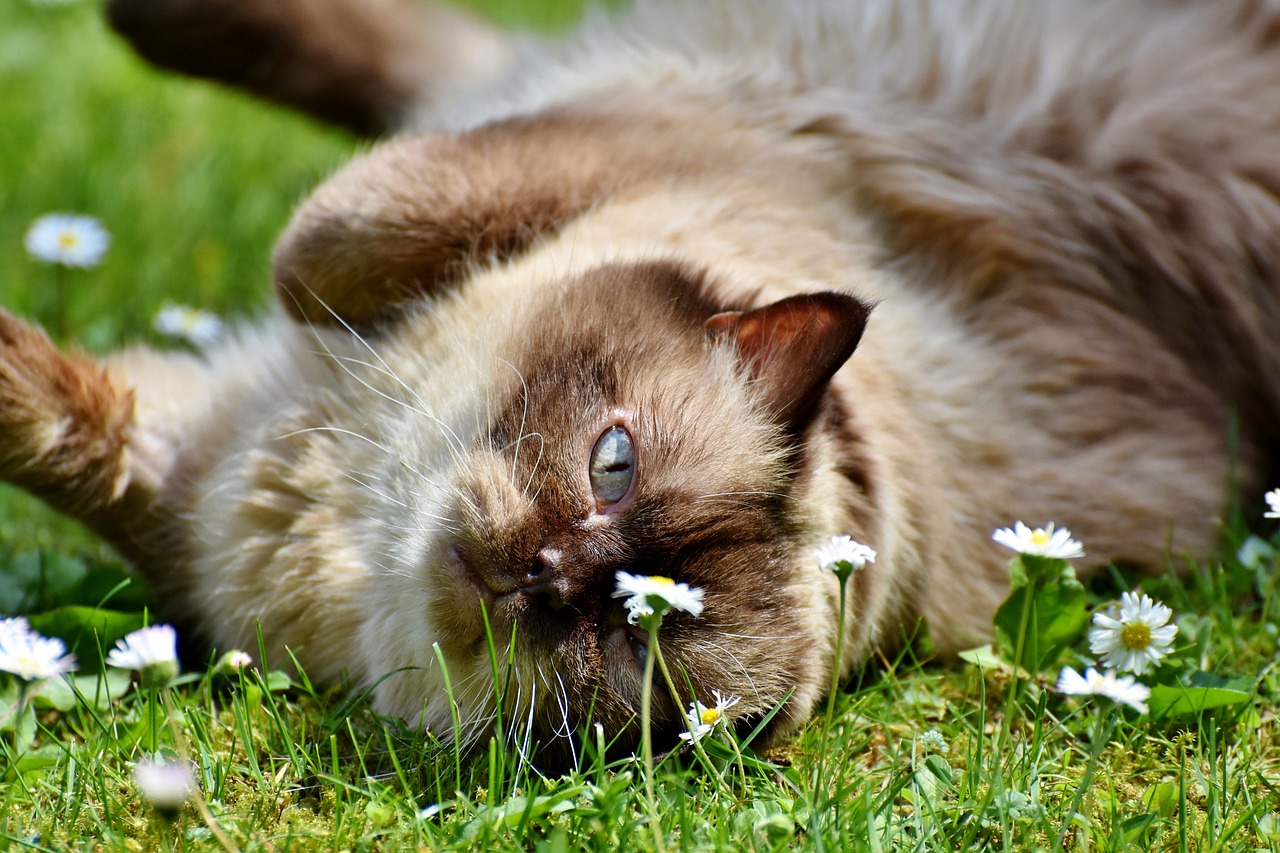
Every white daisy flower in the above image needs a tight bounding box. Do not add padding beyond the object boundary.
[152,303,224,348]
[0,620,77,681]
[1056,666,1150,714]
[918,729,948,753]
[0,616,32,646]
[613,571,704,625]
[133,757,197,816]
[1088,591,1177,675]
[221,650,253,671]
[1237,536,1275,570]
[1265,488,1280,519]
[106,624,180,686]
[678,689,740,743]
[814,535,877,575]
[24,213,110,268]
[992,521,1085,560]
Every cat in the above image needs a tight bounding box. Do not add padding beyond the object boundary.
[3,0,1279,763]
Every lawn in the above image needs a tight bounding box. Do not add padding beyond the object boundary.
[3,1,1280,850]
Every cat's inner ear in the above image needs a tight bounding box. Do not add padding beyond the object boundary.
[706,292,872,428]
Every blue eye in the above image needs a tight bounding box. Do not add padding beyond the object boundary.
[589,425,636,508]
[627,631,648,667]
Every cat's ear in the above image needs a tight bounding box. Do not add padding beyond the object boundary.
[706,292,872,428]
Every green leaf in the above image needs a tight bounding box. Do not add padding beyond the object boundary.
[32,670,132,712]
[462,784,587,838]
[75,563,153,612]
[0,549,46,613]
[1143,780,1179,818]
[264,670,294,692]
[0,547,149,615]
[0,697,38,753]
[1009,554,1067,588]
[958,645,1006,670]
[1147,672,1253,718]
[8,744,60,779]
[26,606,145,674]
[1120,813,1160,844]
[992,569,1088,673]
[1005,556,1029,590]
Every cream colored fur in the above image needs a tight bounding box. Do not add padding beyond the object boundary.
[3,0,1276,752]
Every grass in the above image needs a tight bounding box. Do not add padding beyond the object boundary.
[3,1,1280,849]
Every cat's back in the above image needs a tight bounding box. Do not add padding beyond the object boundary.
[437,0,1280,138]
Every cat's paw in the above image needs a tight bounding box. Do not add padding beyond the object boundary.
[0,310,134,516]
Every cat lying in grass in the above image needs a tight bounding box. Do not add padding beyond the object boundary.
[1,0,1277,762]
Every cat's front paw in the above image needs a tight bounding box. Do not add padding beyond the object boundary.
[0,310,135,516]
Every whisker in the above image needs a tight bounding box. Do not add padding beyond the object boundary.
[283,280,469,463]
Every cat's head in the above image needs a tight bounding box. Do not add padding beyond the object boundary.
[356,261,869,765]
[274,116,872,764]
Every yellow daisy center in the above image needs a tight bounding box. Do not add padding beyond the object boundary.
[1030,530,1051,546]
[1120,621,1151,650]
[57,232,80,249]
[700,707,721,726]
[649,577,675,587]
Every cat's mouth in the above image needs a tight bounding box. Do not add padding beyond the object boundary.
[442,542,575,648]
[446,540,580,613]
[444,543,497,608]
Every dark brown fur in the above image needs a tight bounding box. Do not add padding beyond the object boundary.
[1,0,1277,763]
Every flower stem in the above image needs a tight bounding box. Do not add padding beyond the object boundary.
[640,619,665,853]
[652,637,730,789]
[824,571,850,723]
[54,265,67,340]
[815,568,850,814]
[1052,710,1116,853]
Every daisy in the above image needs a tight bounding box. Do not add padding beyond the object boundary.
[1237,536,1275,570]
[992,521,1085,560]
[0,621,77,681]
[152,303,224,348]
[0,616,32,646]
[918,729,948,753]
[218,650,253,672]
[1088,591,1177,675]
[1056,666,1150,714]
[1265,488,1280,519]
[106,624,180,686]
[815,535,877,576]
[613,571,704,624]
[678,690,740,743]
[133,757,197,817]
[24,213,110,268]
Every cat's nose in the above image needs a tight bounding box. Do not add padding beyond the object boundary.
[521,547,567,610]
[530,546,563,577]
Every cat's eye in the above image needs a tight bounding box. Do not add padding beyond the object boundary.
[627,631,648,668]
[589,425,636,509]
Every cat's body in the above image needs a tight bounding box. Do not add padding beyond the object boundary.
[4,0,1279,758]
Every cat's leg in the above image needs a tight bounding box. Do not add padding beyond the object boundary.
[105,0,520,136]
[0,311,203,567]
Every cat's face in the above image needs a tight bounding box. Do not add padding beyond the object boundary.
[369,261,869,764]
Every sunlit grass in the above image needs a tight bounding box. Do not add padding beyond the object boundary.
[3,2,1280,850]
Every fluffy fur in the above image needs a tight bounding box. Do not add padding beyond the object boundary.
[2,0,1277,761]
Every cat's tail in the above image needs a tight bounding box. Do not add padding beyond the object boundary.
[105,0,524,136]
